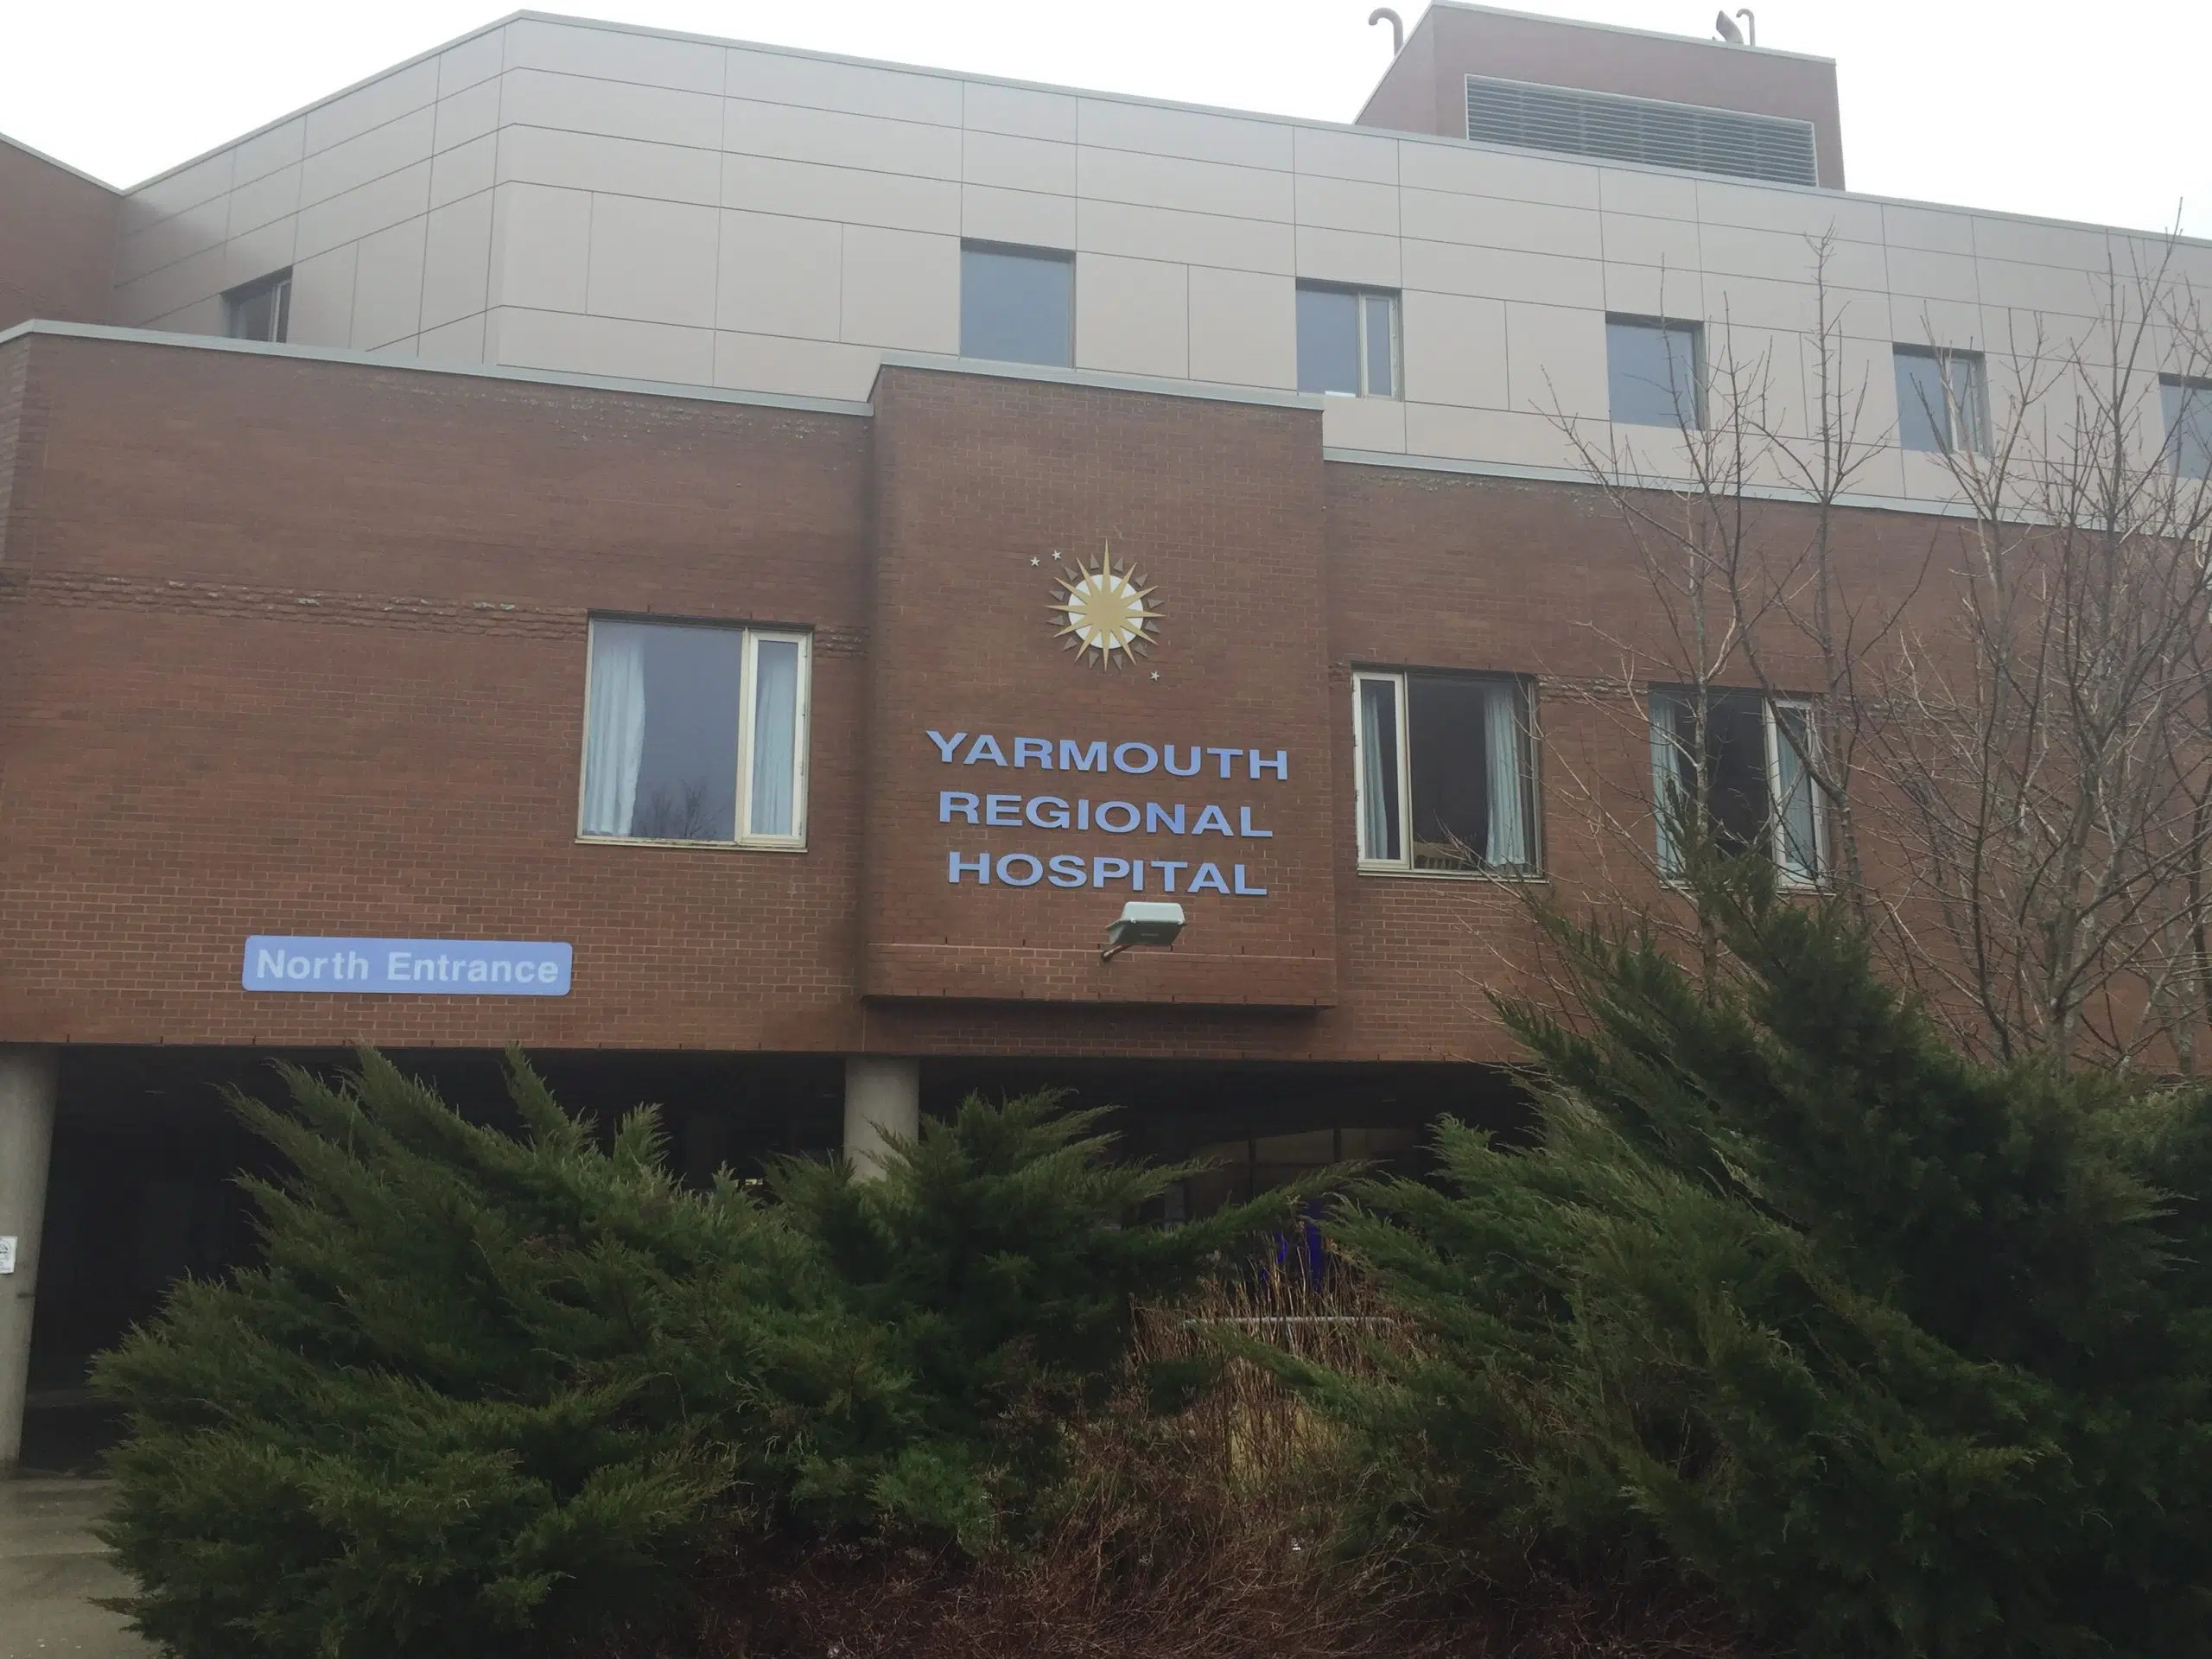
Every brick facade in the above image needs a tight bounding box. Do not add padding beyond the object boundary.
[0,331,1956,1065]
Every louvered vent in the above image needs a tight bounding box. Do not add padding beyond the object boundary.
[1465,75,1819,187]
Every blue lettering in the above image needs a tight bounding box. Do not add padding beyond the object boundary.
[1092,855,1132,887]
[949,850,991,884]
[255,948,285,980]
[1249,749,1287,781]
[1206,747,1240,779]
[1147,802,1186,835]
[1047,855,1088,888]
[1235,864,1268,895]
[1096,801,1140,833]
[1150,859,1188,891]
[1238,806,1273,838]
[927,730,967,762]
[964,734,1008,766]
[1114,741,1159,774]
[1164,744,1202,777]
[985,792,1022,826]
[1027,795,1071,829]
[997,853,1044,887]
[1014,737,1054,769]
[1061,739,1107,772]
[939,790,979,823]
[1188,862,1230,894]
[1192,804,1235,836]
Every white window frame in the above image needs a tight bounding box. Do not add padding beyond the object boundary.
[1893,344,1989,455]
[1650,688,1826,889]
[1763,696,1825,887]
[1351,668,1538,878]
[1298,283,1402,400]
[223,269,292,343]
[576,617,811,853]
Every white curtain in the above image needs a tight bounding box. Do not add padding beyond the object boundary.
[1484,683,1528,868]
[1357,678,1398,861]
[1772,704,1819,881]
[748,639,800,836]
[1649,692,1687,878]
[582,623,647,836]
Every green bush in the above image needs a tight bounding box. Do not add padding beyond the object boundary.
[93,1052,1291,1659]
[1290,862,2212,1658]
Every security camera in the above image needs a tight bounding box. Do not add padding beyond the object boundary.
[1102,901,1185,961]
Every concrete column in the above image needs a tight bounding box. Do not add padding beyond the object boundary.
[0,1046,59,1478]
[842,1057,920,1181]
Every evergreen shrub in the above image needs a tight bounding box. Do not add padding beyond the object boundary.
[1292,861,2212,1658]
[93,1051,1288,1659]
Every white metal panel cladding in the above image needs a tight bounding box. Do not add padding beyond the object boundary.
[1465,75,1820,188]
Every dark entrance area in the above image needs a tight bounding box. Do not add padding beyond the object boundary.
[21,1046,1523,1471]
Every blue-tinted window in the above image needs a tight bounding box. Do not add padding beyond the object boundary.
[960,244,1072,366]
[1606,317,1703,428]
[1298,284,1397,397]
[2164,378,2212,479]
[1895,346,1987,454]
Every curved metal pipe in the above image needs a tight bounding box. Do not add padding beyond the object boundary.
[1369,8,1404,54]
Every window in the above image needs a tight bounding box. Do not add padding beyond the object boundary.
[1606,316,1704,429]
[2163,377,2212,479]
[1894,346,1988,454]
[1649,688,1822,885]
[1297,284,1398,398]
[223,269,292,343]
[579,620,809,847]
[1353,671,1536,874]
[960,243,1072,367]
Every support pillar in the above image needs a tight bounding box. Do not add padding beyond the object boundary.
[842,1057,919,1181]
[0,1046,59,1478]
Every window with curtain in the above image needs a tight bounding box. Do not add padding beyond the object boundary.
[579,620,810,848]
[1894,345,1988,454]
[1352,670,1535,875]
[1649,687,1822,885]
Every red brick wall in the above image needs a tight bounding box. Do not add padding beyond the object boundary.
[860,368,1337,1010]
[0,332,1961,1063]
[0,334,871,1052]
[0,141,118,330]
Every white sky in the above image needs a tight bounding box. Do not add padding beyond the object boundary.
[4,0,2206,238]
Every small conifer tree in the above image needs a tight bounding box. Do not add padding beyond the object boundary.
[95,1052,1295,1659]
[1287,855,2212,1658]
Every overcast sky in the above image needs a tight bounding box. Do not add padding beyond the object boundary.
[4,0,2205,238]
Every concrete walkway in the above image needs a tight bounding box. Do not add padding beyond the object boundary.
[0,1479,153,1659]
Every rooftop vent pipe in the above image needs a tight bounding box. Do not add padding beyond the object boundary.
[1713,9,1758,45]
[1369,8,1403,54]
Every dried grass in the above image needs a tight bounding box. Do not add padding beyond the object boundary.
[594,1265,1757,1659]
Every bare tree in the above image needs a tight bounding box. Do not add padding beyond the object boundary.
[1543,233,2212,1070]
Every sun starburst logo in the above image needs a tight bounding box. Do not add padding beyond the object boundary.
[1049,545,1161,670]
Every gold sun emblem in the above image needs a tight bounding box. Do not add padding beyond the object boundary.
[1050,545,1162,669]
